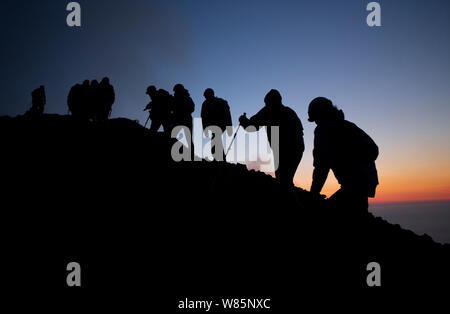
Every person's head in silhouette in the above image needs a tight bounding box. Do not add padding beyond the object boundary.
[203,88,215,101]
[146,85,157,99]
[100,77,110,85]
[173,83,185,95]
[264,89,282,108]
[308,97,343,124]
[91,80,99,88]
[31,86,45,108]
[82,80,90,87]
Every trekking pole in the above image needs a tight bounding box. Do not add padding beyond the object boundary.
[225,124,240,157]
[209,123,240,192]
[144,114,151,128]
[225,115,245,157]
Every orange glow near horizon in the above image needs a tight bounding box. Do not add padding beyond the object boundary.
[293,173,450,204]
[369,142,450,203]
[291,145,450,204]
[369,171,450,203]
[245,113,450,205]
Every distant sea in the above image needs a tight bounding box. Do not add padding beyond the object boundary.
[370,200,450,244]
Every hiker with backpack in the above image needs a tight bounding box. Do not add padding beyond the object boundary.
[68,82,83,118]
[172,84,195,157]
[308,97,379,213]
[144,85,173,133]
[95,77,115,122]
[201,88,232,161]
[238,89,305,186]
[25,85,46,117]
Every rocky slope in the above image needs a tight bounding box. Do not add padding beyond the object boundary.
[1,114,449,310]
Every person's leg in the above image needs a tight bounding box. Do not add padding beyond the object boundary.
[274,161,284,184]
[329,188,368,214]
[162,118,172,135]
[185,120,195,161]
[210,132,216,158]
[344,189,369,214]
[275,163,293,186]
[220,133,226,162]
[210,131,225,161]
[149,119,162,133]
[172,121,193,159]
[286,151,302,184]
[328,189,344,202]
[275,152,302,186]
[354,193,369,213]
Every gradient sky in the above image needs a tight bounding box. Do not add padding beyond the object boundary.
[1,0,449,202]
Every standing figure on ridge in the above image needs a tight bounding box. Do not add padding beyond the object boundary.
[89,80,100,121]
[95,77,115,122]
[201,88,232,161]
[79,80,91,120]
[144,85,173,133]
[308,97,379,213]
[68,82,83,118]
[172,84,195,157]
[239,89,304,186]
[25,85,46,117]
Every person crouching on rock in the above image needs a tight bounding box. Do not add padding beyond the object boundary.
[308,97,379,214]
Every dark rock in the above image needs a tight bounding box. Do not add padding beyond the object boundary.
[1,114,448,309]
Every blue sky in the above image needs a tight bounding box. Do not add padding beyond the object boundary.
[1,0,449,200]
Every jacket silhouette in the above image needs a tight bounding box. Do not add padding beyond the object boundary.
[201,88,232,160]
[308,97,379,212]
[68,79,91,121]
[172,84,195,157]
[172,84,195,128]
[144,85,173,133]
[239,89,304,185]
[25,85,46,117]
[79,80,91,120]
[68,83,83,118]
[89,80,100,121]
[95,77,115,122]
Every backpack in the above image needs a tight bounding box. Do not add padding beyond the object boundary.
[340,120,378,162]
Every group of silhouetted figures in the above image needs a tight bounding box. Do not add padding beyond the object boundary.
[24,80,379,213]
[144,84,232,160]
[67,77,115,122]
[143,84,379,213]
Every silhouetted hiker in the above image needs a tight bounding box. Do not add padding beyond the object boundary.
[308,97,379,213]
[68,80,90,120]
[95,77,115,121]
[201,88,232,161]
[89,80,100,121]
[68,83,83,118]
[239,89,304,185]
[25,85,46,117]
[172,84,195,157]
[144,85,173,133]
[80,80,91,119]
